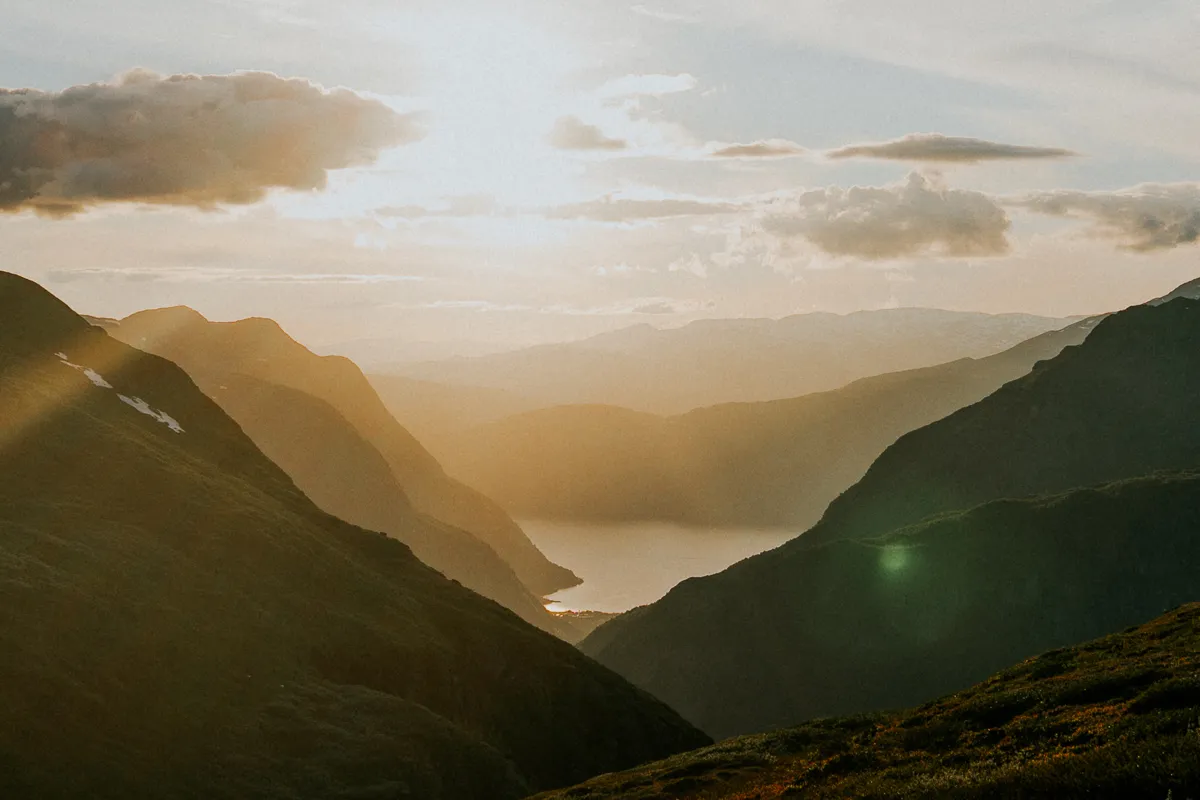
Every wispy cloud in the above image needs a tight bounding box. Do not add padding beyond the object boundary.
[598,73,698,98]
[1014,183,1200,252]
[630,5,700,23]
[546,195,743,222]
[547,115,629,151]
[827,133,1077,163]
[44,267,424,284]
[708,139,806,159]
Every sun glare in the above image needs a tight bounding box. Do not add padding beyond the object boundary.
[372,10,587,209]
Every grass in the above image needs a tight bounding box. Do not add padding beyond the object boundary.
[535,603,1200,799]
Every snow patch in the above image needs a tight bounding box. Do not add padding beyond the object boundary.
[55,352,184,433]
[118,395,186,434]
[56,352,114,388]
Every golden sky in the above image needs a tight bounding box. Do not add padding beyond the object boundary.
[4,0,1200,352]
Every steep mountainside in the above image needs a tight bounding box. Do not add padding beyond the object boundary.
[436,319,1097,528]
[801,298,1200,548]
[394,309,1072,415]
[582,297,1200,738]
[110,307,578,596]
[544,604,1200,799]
[0,272,707,798]
[199,372,564,636]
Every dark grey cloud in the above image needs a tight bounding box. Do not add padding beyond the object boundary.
[1015,183,1200,251]
[547,116,628,151]
[827,133,1076,163]
[709,139,805,159]
[0,69,419,215]
[761,172,1011,259]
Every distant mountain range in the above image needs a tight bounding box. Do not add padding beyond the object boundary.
[582,293,1200,738]
[108,308,578,601]
[0,271,707,798]
[542,603,1200,799]
[433,317,1100,529]
[388,309,1075,416]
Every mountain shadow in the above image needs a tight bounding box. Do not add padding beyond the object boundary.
[109,307,579,597]
[0,272,707,799]
[582,295,1200,738]
[435,318,1098,529]
[542,603,1200,799]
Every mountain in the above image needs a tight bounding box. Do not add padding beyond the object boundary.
[434,318,1098,528]
[191,371,565,636]
[392,309,1074,415]
[368,373,541,452]
[0,271,708,798]
[108,307,578,597]
[542,603,1200,799]
[581,297,1200,738]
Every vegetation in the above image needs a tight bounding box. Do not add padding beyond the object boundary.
[0,272,708,799]
[582,298,1200,738]
[539,603,1200,799]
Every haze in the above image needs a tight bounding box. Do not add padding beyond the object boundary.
[4,0,1200,355]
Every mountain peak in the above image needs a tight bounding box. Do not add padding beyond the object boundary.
[0,271,93,353]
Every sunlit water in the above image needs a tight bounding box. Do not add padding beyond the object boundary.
[521,520,798,614]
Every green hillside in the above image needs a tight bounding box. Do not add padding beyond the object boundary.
[0,272,707,798]
[541,603,1200,799]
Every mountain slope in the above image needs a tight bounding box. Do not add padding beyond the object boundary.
[802,298,1200,549]
[0,272,708,798]
[436,319,1097,528]
[395,309,1072,415]
[543,603,1200,799]
[110,307,578,596]
[199,371,563,635]
[582,296,1200,738]
[585,472,1200,738]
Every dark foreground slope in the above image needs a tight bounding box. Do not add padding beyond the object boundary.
[111,307,578,596]
[583,299,1200,738]
[438,318,1097,528]
[0,273,707,799]
[543,603,1200,799]
[198,372,564,636]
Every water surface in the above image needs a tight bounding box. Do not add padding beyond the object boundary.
[522,520,797,614]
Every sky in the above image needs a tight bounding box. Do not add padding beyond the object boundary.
[3,0,1200,353]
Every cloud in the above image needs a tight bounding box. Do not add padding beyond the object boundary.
[598,73,698,98]
[377,195,499,219]
[547,115,629,151]
[0,69,420,216]
[44,267,423,284]
[826,133,1077,163]
[757,172,1011,260]
[547,196,742,222]
[1015,183,1200,252]
[630,5,700,23]
[709,139,806,159]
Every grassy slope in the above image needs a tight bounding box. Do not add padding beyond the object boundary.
[0,272,708,799]
[111,307,579,596]
[200,372,565,636]
[580,298,1200,737]
[584,472,1200,737]
[538,602,1200,799]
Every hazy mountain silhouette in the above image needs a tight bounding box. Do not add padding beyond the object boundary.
[435,318,1098,528]
[182,370,567,636]
[109,307,579,597]
[369,373,540,451]
[392,309,1073,415]
[582,295,1200,738]
[0,271,707,798]
[543,603,1200,799]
